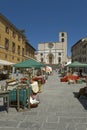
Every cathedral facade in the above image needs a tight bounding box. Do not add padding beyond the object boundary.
[35,32,68,66]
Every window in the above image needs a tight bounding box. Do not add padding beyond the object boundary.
[25,45,28,55]
[49,54,53,64]
[58,52,61,55]
[58,57,61,63]
[22,48,24,56]
[5,38,9,50]
[12,56,14,60]
[18,35,21,41]
[12,42,15,53]
[5,54,7,59]
[12,31,16,38]
[41,57,43,62]
[40,53,43,56]
[61,33,64,37]
[83,44,86,48]
[5,26,9,34]
[22,38,25,44]
[18,45,20,55]
[61,38,64,42]
[0,34,1,42]
[17,58,20,61]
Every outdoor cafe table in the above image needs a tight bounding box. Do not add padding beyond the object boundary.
[33,76,45,92]
[33,75,46,84]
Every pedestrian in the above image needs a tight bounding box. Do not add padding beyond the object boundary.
[16,69,19,76]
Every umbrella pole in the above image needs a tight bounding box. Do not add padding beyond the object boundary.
[32,68,34,77]
[27,78,31,110]
[86,76,87,87]
[12,67,15,79]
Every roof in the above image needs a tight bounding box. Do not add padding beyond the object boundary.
[0,13,25,37]
[72,37,87,48]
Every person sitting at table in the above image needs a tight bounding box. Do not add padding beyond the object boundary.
[79,69,83,77]
[67,71,76,84]
[30,78,40,102]
[36,69,42,76]
[77,86,87,98]
[26,83,40,108]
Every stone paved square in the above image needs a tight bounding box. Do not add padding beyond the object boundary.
[0,72,87,130]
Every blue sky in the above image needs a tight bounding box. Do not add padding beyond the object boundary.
[0,0,87,56]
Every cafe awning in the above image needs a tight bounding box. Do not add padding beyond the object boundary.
[67,61,87,68]
[0,59,14,66]
[13,59,46,68]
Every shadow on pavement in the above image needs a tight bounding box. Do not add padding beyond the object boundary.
[73,92,87,110]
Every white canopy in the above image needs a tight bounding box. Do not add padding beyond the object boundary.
[65,61,71,66]
[46,66,52,72]
[0,59,15,65]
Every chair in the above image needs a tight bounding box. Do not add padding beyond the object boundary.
[9,86,31,111]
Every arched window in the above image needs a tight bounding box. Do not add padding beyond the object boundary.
[48,53,53,64]
[40,53,43,56]
[61,33,64,37]
[49,55,52,64]
[61,38,64,42]
[41,57,43,62]
[5,38,9,50]
[58,57,61,63]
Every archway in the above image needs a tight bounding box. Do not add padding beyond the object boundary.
[47,53,54,64]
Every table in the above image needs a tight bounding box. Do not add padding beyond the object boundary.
[0,91,9,112]
[33,76,46,84]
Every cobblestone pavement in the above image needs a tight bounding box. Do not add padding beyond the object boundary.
[0,72,87,130]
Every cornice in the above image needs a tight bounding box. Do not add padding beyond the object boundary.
[0,13,25,37]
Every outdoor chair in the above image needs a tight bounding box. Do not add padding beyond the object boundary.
[9,88,28,109]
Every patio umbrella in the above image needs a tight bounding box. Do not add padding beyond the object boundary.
[67,61,87,68]
[13,59,46,68]
[12,59,46,110]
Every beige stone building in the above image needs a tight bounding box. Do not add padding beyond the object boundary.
[0,13,36,64]
[35,32,68,67]
[71,38,87,63]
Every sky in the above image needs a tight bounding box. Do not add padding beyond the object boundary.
[0,0,87,56]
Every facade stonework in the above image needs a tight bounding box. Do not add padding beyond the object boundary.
[71,38,87,63]
[0,13,35,64]
[35,32,68,66]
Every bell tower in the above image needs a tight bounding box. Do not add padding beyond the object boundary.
[59,32,67,44]
[59,32,67,64]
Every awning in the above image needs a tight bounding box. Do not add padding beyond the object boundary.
[13,59,46,68]
[0,59,15,66]
[66,61,87,68]
[46,66,52,72]
[65,61,71,66]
